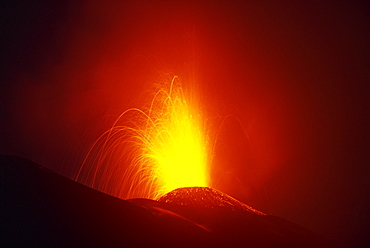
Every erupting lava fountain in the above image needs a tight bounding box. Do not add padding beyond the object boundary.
[76,75,212,200]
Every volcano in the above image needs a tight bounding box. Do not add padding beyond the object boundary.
[2,155,335,247]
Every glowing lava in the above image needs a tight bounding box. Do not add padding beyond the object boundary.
[76,76,210,200]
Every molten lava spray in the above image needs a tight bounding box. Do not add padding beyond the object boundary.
[76,76,211,199]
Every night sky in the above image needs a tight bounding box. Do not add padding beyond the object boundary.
[1,1,368,246]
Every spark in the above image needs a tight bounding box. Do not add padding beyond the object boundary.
[76,76,211,200]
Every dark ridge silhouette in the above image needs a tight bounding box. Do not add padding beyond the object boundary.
[1,155,336,247]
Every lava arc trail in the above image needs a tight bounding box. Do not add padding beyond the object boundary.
[76,76,211,200]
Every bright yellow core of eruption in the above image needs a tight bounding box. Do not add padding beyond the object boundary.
[77,76,210,200]
[143,77,209,196]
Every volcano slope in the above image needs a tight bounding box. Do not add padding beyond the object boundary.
[1,155,335,247]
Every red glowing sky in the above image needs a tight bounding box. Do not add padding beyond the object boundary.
[0,1,368,246]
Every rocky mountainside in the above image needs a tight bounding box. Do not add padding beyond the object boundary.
[1,155,335,247]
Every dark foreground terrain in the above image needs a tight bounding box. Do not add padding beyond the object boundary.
[1,155,335,247]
